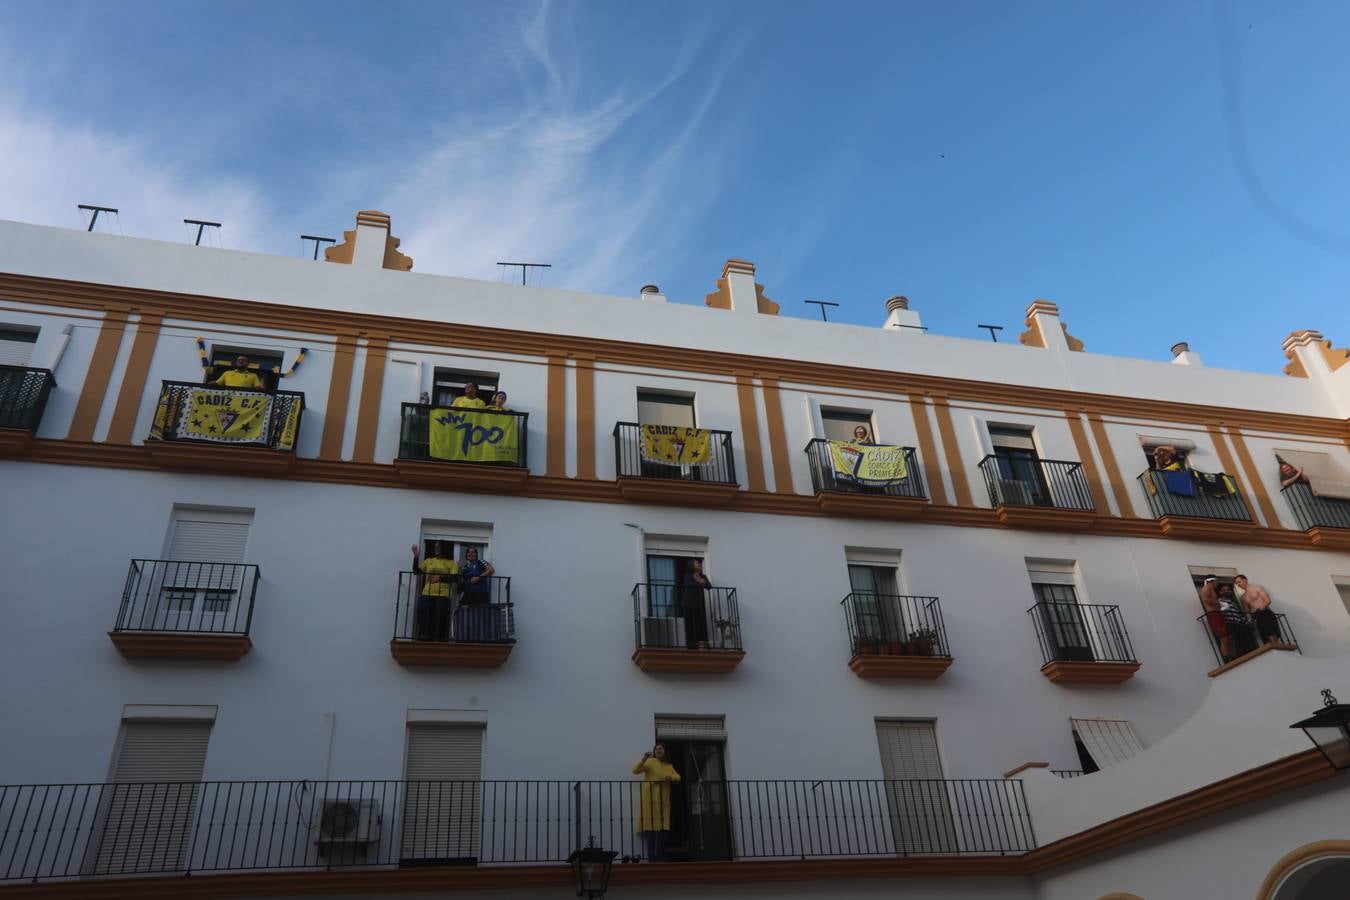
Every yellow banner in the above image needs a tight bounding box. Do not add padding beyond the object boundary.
[275,399,301,452]
[429,408,520,463]
[178,388,274,444]
[827,440,909,486]
[640,425,713,466]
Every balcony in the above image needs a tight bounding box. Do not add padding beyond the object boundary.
[145,380,305,474]
[1197,611,1300,677]
[0,365,55,454]
[1027,601,1139,684]
[631,582,743,673]
[612,422,739,506]
[805,439,928,518]
[842,593,953,679]
[390,572,515,667]
[1137,469,1253,541]
[108,559,258,660]
[0,776,1033,884]
[978,456,1095,529]
[1283,482,1350,550]
[394,403,530,492]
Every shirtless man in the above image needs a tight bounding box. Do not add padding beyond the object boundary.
[1235,575,1281,645]
[1198,576,1235,662]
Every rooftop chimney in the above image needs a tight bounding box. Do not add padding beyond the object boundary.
[639,284,666,303]
[883,295,923,333]
[1170,341,1202,366]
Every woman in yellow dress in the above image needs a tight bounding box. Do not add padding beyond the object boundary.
[632,744,680,861]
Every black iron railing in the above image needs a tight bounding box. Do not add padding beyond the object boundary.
[632,583,741,651]
[393,571,514,643]
[1027,601,1135,665]
[978,456,1094,511]
[112,560,259,636]
[397,404,529,467]
[612,422,737,485]
[0,365,55,432]
[804,439,926,499]
[1137,469,1250,522]
[1283,482,1350,530]
[840,593,950,658]
[0,777,1034,881]
[1051,770,1085,779]
[1195,611,1300,667]
[148,381,305,451]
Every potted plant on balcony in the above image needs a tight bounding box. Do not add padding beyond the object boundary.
[887,638,906,655]
[856,637,879,655]
[908,628,939,657]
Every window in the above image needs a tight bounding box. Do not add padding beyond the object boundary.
[1027,560,1095,662]
[433,368,499,407]
[1139,436,1195,470]
[988,425,1049,505]
[1069,717,1143,770]
[204,345,284,389]
[420,521,492,567]
[874,720,956,853]
[641,535,708,648]
[402,722,484,864]
[637,391,695,427]
[822,408,875,442]
[91,716,213,875]
[156,507,252,630]
[0,325,38,367]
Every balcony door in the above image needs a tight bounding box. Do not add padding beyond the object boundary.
[989,426,1049,506]
[848,564,902,645]
[401,723,483,865]
[155,510,251,633]
[644,555,707,648]
[875,720,957,854]
[654,717,732,862]
[637,391,696,479]
[1031,582,1094,662]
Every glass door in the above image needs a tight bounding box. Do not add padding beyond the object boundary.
[1033,583,1095,661]
[662,739,733,861]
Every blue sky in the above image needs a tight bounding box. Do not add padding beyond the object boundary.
[2,0,1348,372]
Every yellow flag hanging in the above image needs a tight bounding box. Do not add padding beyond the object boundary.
[274,399,302,452]
[429,408,521,463]
[177,388,273,444]
[640,425,713,466]
[827,440,909,486]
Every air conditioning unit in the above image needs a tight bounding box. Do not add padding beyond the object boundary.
[995,479,1036,506]
[319,799,382,844]
[641,616,685,648]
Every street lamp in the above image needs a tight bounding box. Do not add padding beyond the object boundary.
[567,836,618,899]
[1290,689,1350,770]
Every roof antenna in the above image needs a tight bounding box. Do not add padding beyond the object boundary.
[496,261,552,286]
[805,299,840,321]
[183,219,221,246]
[78,204,118,232]
[977,324,1004,342]
[301,235,336,260]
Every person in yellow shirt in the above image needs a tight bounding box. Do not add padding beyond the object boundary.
[410,542,458,641]
[214,355,265,390]
[632,744,680,861]
[451,382,487,409]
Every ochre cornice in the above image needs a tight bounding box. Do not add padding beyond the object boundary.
[0,272,1345,439]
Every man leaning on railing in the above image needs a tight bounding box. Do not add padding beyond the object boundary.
[1235,574,1282,646]
[213,355,266,390]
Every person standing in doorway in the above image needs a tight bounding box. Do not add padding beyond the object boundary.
[632,744,680,862]
[410,542,457,641]
[452,382,487,409]
[488,391,510,412]
[1235,575,1282,645]
[457,547,497,641]
[1198,576,1235,662]
[682,559,712,649]
[1217,581,1256,658]
[214,355,265,390]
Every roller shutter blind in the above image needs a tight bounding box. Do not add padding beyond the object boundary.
[91,721,211,875]
[654,715,726,741]
[166,515,250,564]
[1070,717,1143,768]
[875,721,956,854]
[401,724,483,862]
[0,328,37,366]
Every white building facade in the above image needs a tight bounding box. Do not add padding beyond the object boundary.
[0,211,1349,899]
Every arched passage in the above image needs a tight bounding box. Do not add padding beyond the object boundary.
[1258,841,1350,900]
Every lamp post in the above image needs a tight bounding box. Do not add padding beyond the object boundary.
[1290,689,1350,770]
[568,836,618,899]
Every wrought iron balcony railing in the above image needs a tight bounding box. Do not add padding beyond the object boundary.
[112,559,259,637]
[394,571,514,643]
[397,403,529,467]
[613,422,737,485]
[1027,601,1136,665]
[804,439,927,499]
[148,380,305,451]
[1137,469,1250,522]
[632,582,741,651]
[1283,481,1350,531]
[841,593,950,658]
[1195,611,1300,667]
[978,457,1094,511]
[0,365,55,433]
[0,777,1034,881]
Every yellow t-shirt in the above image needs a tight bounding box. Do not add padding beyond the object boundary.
[216,370,264,389]
[452,396,487,408]
[419,557,459,597]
